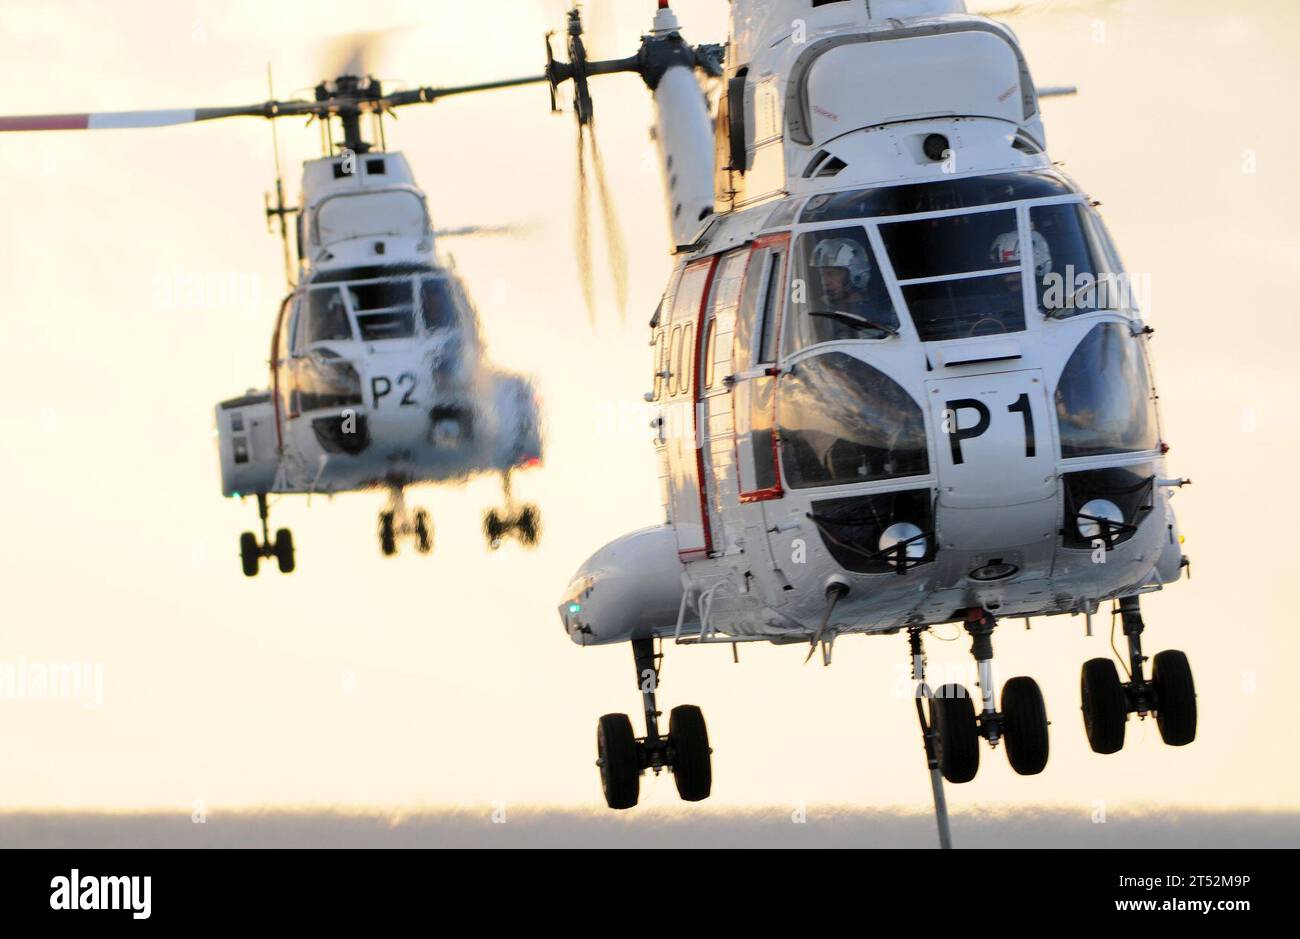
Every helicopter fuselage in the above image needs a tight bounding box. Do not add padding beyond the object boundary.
[557,1,1186,648]
[216,150,541,502]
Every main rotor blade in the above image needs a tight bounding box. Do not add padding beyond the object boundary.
[0,73,548,135]
[383,74,548,107]
[0,102,309,133]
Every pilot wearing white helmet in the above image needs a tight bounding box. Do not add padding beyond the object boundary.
[990,227,1052,280]
[810,235,873,309]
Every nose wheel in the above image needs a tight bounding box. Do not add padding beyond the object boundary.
[377,490,434,557]
[595,637,712,810]
[238,493,294,577]
[928,610,1051,783]
[483,504,541,550]
[1081,597,1197,752]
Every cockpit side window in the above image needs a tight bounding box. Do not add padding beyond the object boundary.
[881,208,1026,342]
[787,227,900,351]
[302,287,354,347]
[1030,203,1124,318]
[420,277,460,331]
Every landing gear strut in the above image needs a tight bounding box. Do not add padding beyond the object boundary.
[1081,595,1196,752]
[928,609,1050,783]
[239,493,294,577]
[483,470,541,550]
[377,487,433,558]
[595,637,711,809]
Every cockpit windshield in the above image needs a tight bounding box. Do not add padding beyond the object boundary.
[787,171,1129,346]
[295,272,465,350]
[880,208,1025,342]
[348,277,416,341]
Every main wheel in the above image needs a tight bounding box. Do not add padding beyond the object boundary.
[669,705,712,802]
[1081,658,1128,754]
[1153,650,1197,746]
[239,532,260,578]
[929,684,979,784]
[273,528,295,574]
[379,511,397,557]
[1001,676,1049,775]
[596,713,640,810]
[413,510,433,554]
[516,504,540,547]
[483,509,506,550]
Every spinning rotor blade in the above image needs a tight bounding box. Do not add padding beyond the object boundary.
[323,28,393,79]
[432,224,526,238]
[0,72,548,137]
[0,102,301,133]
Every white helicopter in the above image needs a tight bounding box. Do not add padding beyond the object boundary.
[0,65,548,575]
[548,0,1195,811]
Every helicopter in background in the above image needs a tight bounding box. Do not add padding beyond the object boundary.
[546,0,1196,812]
[0,63,548,575]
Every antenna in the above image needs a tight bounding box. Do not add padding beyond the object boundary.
[263,64,298,289]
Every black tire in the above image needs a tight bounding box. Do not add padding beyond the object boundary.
[1081,658,1128,754]
[1001,676,1049,775]
[669,705,712,802]
[596,713,640,810]
[517,504,540,547]
[239,532,260,578]
[379,511,397,557]
[274,528,295,574]
[1153,650,1197,746]
[413,510,432,554]
[929,684,980,784]
[483,509,505,550]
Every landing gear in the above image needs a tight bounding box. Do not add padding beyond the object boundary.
[238,493,294,577]
[929,684,980,784]
[929,609,1050,783]
[483,471,541,550]
[594,637,711,810]
[1081,596,1197,752]
[377,488,434,558]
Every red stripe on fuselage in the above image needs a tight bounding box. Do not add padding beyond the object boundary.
[0,114,91,132]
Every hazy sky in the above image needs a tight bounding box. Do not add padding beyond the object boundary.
[0,0,1297,824]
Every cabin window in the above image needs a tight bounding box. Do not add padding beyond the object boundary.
[1055,323,1159,458]
[668,326,683,396]
[779,352,929,488]
[882,208,1027,342]
[734,246,771,366]
[652,331,666,401]
[756,252,784,364]
[702,319,717,389]
[678,324,695,397]
[1030,203,1125,318]
[787,227,899,351]
[735,236,789,500]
